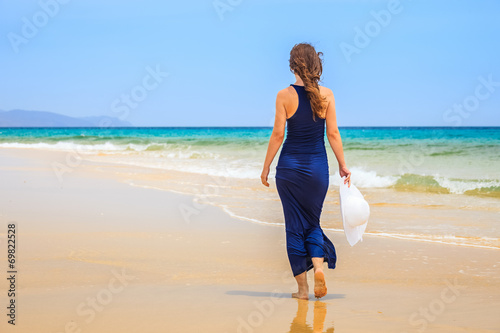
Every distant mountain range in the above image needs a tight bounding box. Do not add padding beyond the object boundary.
[0,109,133,127]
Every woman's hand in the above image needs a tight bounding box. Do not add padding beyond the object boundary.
[339,165,351,187]
[261,167,270,187]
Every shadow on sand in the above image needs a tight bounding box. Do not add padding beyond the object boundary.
[226,290,345,301]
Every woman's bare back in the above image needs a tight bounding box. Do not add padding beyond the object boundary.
[282,85,334,120]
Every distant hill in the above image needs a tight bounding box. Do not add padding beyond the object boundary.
[0,110,133,127]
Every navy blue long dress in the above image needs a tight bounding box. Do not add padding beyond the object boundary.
[275,84,337,277]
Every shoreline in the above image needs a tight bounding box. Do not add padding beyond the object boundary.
[3,146,498,250]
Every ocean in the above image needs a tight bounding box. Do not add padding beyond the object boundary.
[1,127,499,249]
[1,127,498,196]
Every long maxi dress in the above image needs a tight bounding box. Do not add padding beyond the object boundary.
[275,84,337,277]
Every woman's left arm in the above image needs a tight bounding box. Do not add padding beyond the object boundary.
[261,91,287,187]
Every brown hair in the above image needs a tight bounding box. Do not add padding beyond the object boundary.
[289,43,328,121]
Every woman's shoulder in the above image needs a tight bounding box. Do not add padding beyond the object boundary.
[276,85,334,99]
[276,86,296,100]
[319,85,334,98]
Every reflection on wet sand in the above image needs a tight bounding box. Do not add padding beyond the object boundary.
[289,299,334,333]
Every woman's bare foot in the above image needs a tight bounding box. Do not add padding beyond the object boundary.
[292,291,309,300]
[292,271,309,300]
[314,269,327,299]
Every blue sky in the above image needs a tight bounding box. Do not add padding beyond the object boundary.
[0,0,499,126]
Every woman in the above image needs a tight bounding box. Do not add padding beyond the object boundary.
[261,43,351,300]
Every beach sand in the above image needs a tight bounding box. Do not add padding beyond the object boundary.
[0,148,499,332]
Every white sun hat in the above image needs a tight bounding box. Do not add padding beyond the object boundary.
[339,176,370,246]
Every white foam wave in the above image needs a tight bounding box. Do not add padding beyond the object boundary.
[329,167,398,188]
[2,142,498,192]
[0,141,128,152]
[124,180,500,250]
[352,230,500,250]
[0,141,220,159]
[434,176,500,194]
[100,157,261,179]
[220,209,500,250]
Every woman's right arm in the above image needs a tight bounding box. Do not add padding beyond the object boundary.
[325,89,351,187]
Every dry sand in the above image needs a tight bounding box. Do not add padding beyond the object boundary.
[0,148,499,332]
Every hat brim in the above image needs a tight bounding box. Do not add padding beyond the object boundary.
[339,179,369,247]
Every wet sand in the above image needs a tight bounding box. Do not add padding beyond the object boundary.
[0,148,499,332]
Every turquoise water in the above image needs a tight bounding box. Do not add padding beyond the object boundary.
[1,126,498,140]
[1,127,499,197]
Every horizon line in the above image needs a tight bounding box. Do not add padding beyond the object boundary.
[1,126,500,129]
